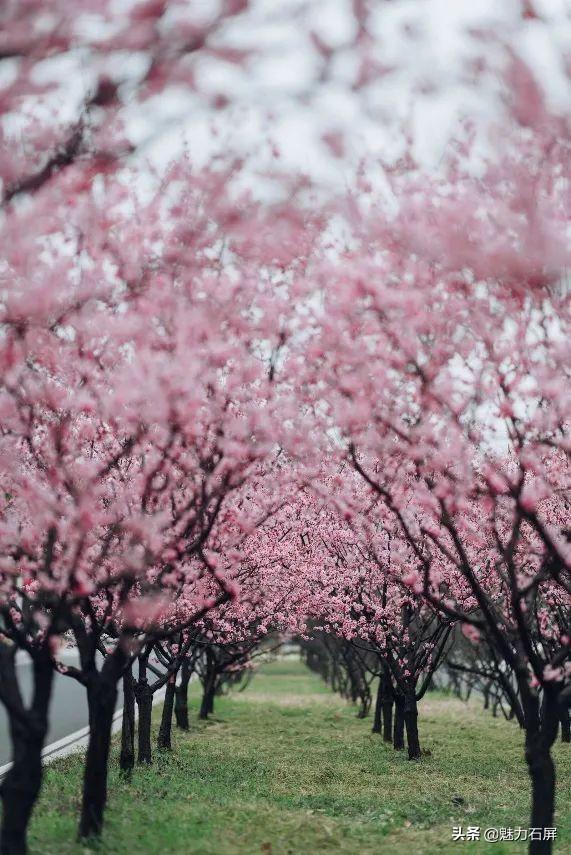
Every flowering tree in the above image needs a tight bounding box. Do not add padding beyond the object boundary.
[0,138,317,848]
[280,479,455,757]
[310,61,570,846]
[124,464,306,764]
[0,176,150,851]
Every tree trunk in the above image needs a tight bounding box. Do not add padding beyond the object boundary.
[483,683,490,710]
[199,668,216,720]
[382,698,393,743]
[175,659,191,730]
[119,665,135,774]
[135,682,153,764]
[199,688,208,720]
[522,687,559,855]
[381,667,394,743]
[0,653,53,855]
[78,645,128,840]
[403,690,421,760]
[157,674,176,750]
[199,685,214,720]
[560,705,570,744]
[79,672,119,839]
[372,678,382,734]
[393,694,405,750]
[527,747,556,855]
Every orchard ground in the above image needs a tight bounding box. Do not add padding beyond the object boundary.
[24,660,570,854]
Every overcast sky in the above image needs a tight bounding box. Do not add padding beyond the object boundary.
[125,0,571,182]
[3,0,570,191]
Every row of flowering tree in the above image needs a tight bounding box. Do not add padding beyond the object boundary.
[0,130,318,849]
[0,3,322,851]
[301,71,570,853]
[1,4,570,855]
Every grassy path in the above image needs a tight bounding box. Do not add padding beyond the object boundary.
[27,660,570,854]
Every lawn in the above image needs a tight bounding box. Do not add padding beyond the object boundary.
[26,660,571,854]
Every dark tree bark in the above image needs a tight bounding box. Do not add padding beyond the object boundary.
[175,658,191,730]
[381,667,394,743]
[135,685,153,765]
[199,664,216,720]
[199,690,208,721]
[403,689,421,760]
[0,650,53,855]
[119,665,135,774]
[560,705,570,744]
[199,683,215,720]
[382,698,394,743]
[79,647,126,840]
[157,674,176,751]
[372,677,382,734]
[393,693,405,750]
[522,687,560,855]
[483,682,490,710]
[134,650,153,765]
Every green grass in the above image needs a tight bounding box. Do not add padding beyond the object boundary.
[24,659,571,854]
